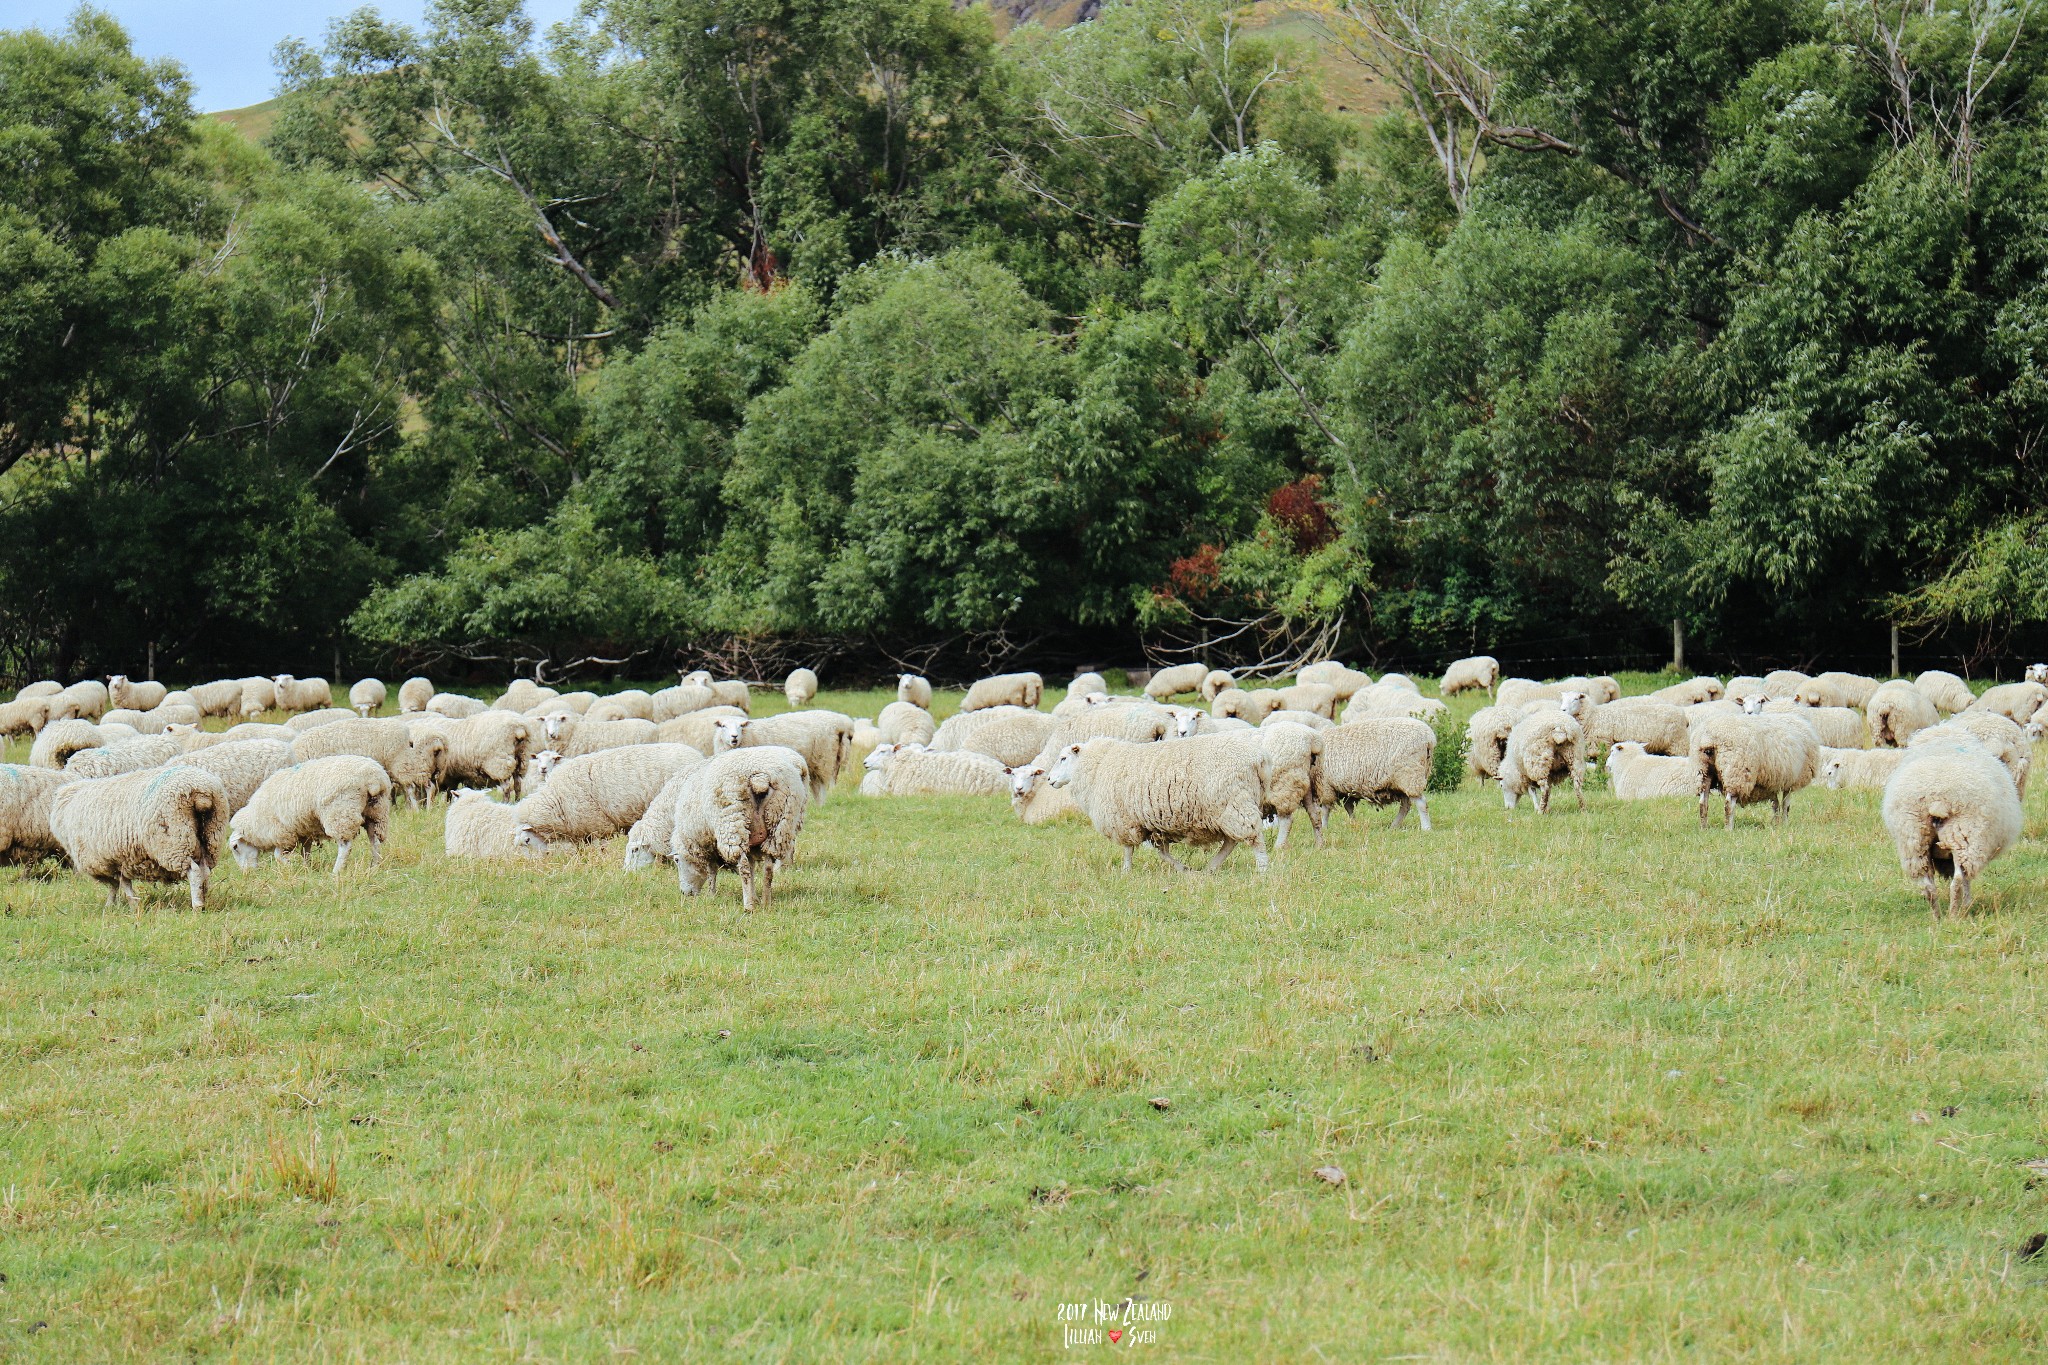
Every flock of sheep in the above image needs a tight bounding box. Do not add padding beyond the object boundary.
[0,654,2042,920]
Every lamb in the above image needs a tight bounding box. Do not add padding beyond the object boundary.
[165,740,293,815]
[1649,677,1723,706]
[1270,682,1339,720]
[229,756,391,875]
[622,769,698,870]
[444,789,524,858]
[1762,669,1810,699]
[783,667,819,710]
[1605,741,1697,800]
[954,709,1057,767]
[1882,734,2023,918]
[1297,661,1375,700]
[270,675,333,715]
[1465,705,1517,785]
[537,714,658,760]
[398,677,434,714]
[1795,671,1881,709]
[653,707,748,754]
[50,680,109,722]
[1007,761,1078,825]
[1582,698,1689,757]
[285,708,356,732]
[66,736,180,779]
[0,764,73,866]
[1047,735,1268,873]
[1689,711,1820,829]
[408,712,533,798]
[1965,681,2047,728]
[649,685,715,722]
[711,712,852,801]
[0,695,51,741]
[1912,714,2031,797]
[876,700,937,748]
[1199,669,1236,703]
[1143,662,1210,701]
[962,671,1044,712]
[512,743,707,854]
[1819,746,1908,791]
[1868,681,1939,748]
[236,677,277,717]
[1914,669,1974,714]
[1316,717,1435,832]
[289,717,449,806]
[107,675,168,711]
[31,720,107,770]
[1439,655,1499,698]
[1212,688,1285,724]
[668,747,809,910]
[348,678,388,716]
[860,743,1010,797]
[1499,711,1586,814]
[50,766,228,907]
[897,674,934,710]
[1342,686,1447,723]
[427,693,489,718]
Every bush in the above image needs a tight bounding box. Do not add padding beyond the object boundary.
[1427,708,1468,793]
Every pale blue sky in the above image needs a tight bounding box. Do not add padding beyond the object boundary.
[7,1,585,111]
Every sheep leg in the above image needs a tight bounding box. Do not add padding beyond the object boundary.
[741,860,757,912]
[760,856,776,912]
[187,864,207,911]
[1724,793,1735,831]
[1392,797,1408,830]
[1308,799,1327,848]
[1120,845,1134,874]
[1573,774,1585,811]
[1951,871,1971,918]
[1151,841,1193,872]
[1502,786,1517,812]
[1269,813,1290,852]
[1251,835,1269,874]
[332,840,352,876]
[1534,782,1550,816]
[1698,790,1710,830]
[1414,795,1432,832]
[1205,843,1234,872]
[370,836,383,866]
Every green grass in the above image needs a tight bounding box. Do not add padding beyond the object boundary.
[4,675,2047,1360]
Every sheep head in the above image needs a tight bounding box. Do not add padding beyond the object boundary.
[863,743,897,772]
[513,823,548,856]
[1046,743,1084,788]
[711,717,746,752]
[1557,691,1589,719]
[530,749,564,784]
[228,830,260,871]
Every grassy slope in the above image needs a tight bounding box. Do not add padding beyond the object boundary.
[4,676,2046,1360]
[212,96,281,141]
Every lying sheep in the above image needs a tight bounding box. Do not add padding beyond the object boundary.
[398,677,434,714]
[1143,662,1211,701]
[236,677,277,718]
[1762,669,1810,699]
[668,747,809,910]
[712,712,851,801]
[290,717,448,806]
[285,708,355,732]
[409,712,533,798]
[1819,746,1908,790]
[444,788,523,858]
[897,674,934,710]
[1912,714,2031,797]
[1007,761,1078,825]
[1883,733,2023,918]
[877,700,937,748]
[1723,675,1769,706]
[513,743,707,854]
[349,678,387,716]
[220,722,297,744]
[1439,655,1499,698]
[1690,711,1820,829]
[230,756,391,876]
[1868,682,1939,748]
[2027,662,2047,686]
[860,743,1009,797]
[427,693,489,719]
[1649,677,1722,706]
[1065,672,1108,704]
[653,707,748,754]
[1297,661,1375,701]
[166,740,294,815]
[1212,688,1285,724]
[31,720,107,770]
[1048,735,1268,873]
[0,695,51,741]
[539,714,657,760]
[0,764,73,866]
[1914,669,1974,714]
[962,671,1044,712]
[270,675,333,715]
[1272,682,1339,720]
[107,675,168,712]
[1499,711,1585,814]
[1605,741,1696,800]
[66,736,180,779]
[1966,681,2047,728]
[50,766,228,907]
[1465,705,1517,785]
[1199,669,1235,703]
[956,710,1057,767]
[1747,697,1868,749]
[1317,717,1434,832]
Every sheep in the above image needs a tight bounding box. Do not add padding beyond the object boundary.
[1342,686,1447,723]
[97,723,140,744]
[444,789,524,858]
[703,680,750,711]
[492,679,556,712]
[1582,698,1689,757]
[408,712,534,798]
[50,680,109,722]
[711,712,852,801]
[1224,721,1326,851]
[668,747,809,910]
[1603,741,1697,800]
[1762,669,1810,699]
[1439,655,1499,699]
[1465,705,1517,785]
[1143,663,1210,701]
[107,675,168,711]
[348,678,388,716]
[1965,681,2047,728]
[66,736,180,779]
[177,679,240,719]
[1868,682,1939,748]
[1297,661,1375,700]
[653,707,748,754]
[1499,711,1585,815]
[850,718,881,765]
[962,671,1043,712]
[220,722,297,744]
[1912,714,2031,797]
[537,714,658,760]
[0,764,73,866]
[1065,672,1108,704]
[954,709,1057,767]
[236,677,277,718]
[783,667,820,710]
[897,674,934,709]
[285,708,356,732]
[229,756,390,876]
[1882,734,2023,918]
[2029,662,2048,686]
[1316,717,1434,832]
[1261,709,1334,731]
[0,695,51,742]
[1198,669,1236,703]
[165,740,294,815]
[584,691,657,723]
[1649,677,1722,706]
[648,685,715,722]
[427,692,489,719]
[876,700,937,748]
[1047,735,1267,873]
[1007,761,1078,825]
[1914,670,1974,714]
[1034,705,1173,765]
[934,704,1048,753]
[1820,746,1908,791]
[860,743,1010,797]
[1690,711,1820,829]
[1174,710,1254,737]
[1795,671,1881,709]
[50,766,228,908]
[1493,679,1545,711]
[1723,675,1770,707]
[622,768,698,870]
[270,675,333,715]
[512,743,708,855]
[1212,688,1285,724]
[1272,682,1340,720]
[160,690,197,711]
[289,717,449,806]
[101,704,200,735]
[682,670,713,689]
[1746,697,1868,749]
[14,681,62,701]
[1377,673,1422,694]
[31,720,107,770]
[398,677,434,714]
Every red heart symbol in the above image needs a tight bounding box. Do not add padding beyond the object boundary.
[1109,1329,1123,1343]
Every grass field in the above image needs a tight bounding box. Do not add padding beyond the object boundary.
[4,675,2047,1360]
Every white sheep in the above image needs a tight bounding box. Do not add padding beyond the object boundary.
[954,709,1057,766]
[100,704,200,735]
[652,707,748,754]
[1882,733,2023,918]
[1142,662,1210,701]
[513,743,707,854]
[229,756,390,875]
[1690,711,1820,829]
[1198,669,1236,703]
[31,719,107,770]
[1913,669,1975,714]
[1439,656,1499,699]
[269,675,333,715]
[235,677,277,718]
[1746,697,1868,749]
[492,679,556,712]
[166,740,294,815]
[348,678,388,716]
[444,788,523,859]
[285,707,356,732]
[668,747,809,910]
[860,743,1009,797]
[1819,746,1907,791]
[1464,705,1517,785]
[1033,705,1173,765]
[1965,681,2047,728]
[1007,761,1078,824]
[1911,714,2030,797]
[0,695,51,741]
[107,675,168,711]
[14,680,62,701]
[1761,669,1810,699]
[1317,716,1434,832]
[649,684,716,722]
[289,717,449,806]
[50,766,229,907]
[876,700,937,748]
[50,680,109,722]
[1047,735,1268,873]
[784,667,819,709]
[1499,711,1585,814]
[705,680,751,711]
[897,674,934,710]
[1868,682,1939,748]
[1794,671,1880,709]
[1212,688,1285,724]
[1296,661,1374,700]
[538,714,658,759]
[66,736,180,779]
[1223,721,1325,850]
[1583,698,1689,757]
[0,764,73,867]
[1272,682,1339,719]
[1649,677,1723,706]
[398,677,434,714]
[1605,741,1697,800]
[1174,710,1253,737]
[407,712,533,798]
[962,671,1043,712]
[1065,672,1108,704]
[712,712,851,801]
[426,692,488,719]
[623,768,697,870]
[1342,685,1447,723]
[1261,709,1335,731]
[2027,662,2047,686]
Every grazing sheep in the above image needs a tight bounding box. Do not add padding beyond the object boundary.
[1376,673,1421,694]
[1762,669,1810,699]
[1965,681,2047,728]
[408,712,534,799]
[622,769,698,870]
[177,679,240,719]
[1065,672,1108,704]
[1796,671,1881,709]
[1914,670,1975,714]
[1317,717,1435,832]
[0,764,73,866]
[1034,705,1173,764]
[668,747,809,910]
[537,714,658,760]
[1882,734,2023,918]
[66,736,180,779]
[101,704,200,735]
[0,695,51,741]
[935,704,1047,752]
[860,744,1009,797]
[1007,761,1078,825]
[398,677,434,714]
[348,678,387,716]
[31,720,107,771]
[1297,661,1374,700]
[1499,711,1586,815]
[897,674,934,709]
[1912,714,2031,797]
[1583,698,1689,757]
[1261,709,1335,731]
[444,789,523,858]
[877,700,937,748]
[50,680,109,722]
[236,677,278,718]
[1439,656,1499,699]
[220,722,297,744]
[270,675,333,715]
[106,675,168,712]
[492,679,556,712]
[1144,663,1211,701]
[584,691,657,723]
[1605,741,1697,800]
[285,708,356,732]
[512,743,707,854]
[1868,682,1940,748]
[652,707,749,754]
[962,671,1044,712]
[50,766,228,908]
[1649,677,1723,706]
[1199,669,1235,703]
[1465,705,1517,785]
[1047,735,1268,873]
[427,693,488,719]
[702,680,750,711]
[1819,746,1908,791]
[165,740,294,815]
[1690,712,1821,829]
[229,756,391,876]
[1748,697,1868,749]
[1212,688,1285,724]
[15,680,62,702]
[1267,682,1337,720]
[955,710,1057,767]
[711,712,852,801]
[648,684,716,722]
[290,717,449,806]
[783,668,819,710]
[1342,686,1447,723]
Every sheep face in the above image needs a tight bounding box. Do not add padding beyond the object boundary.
[623,836,657,871]
[2025,717,2044,742]
[1172,709,1202,738]
[1606,741,1644,770]
[274,674,294,690]
[228,831,261,871]
[1740,695,1767,715]
[863,743,897,772]
[1046,743,1085,788]
[683,670,712,688]
[530,749,564,784]
[541,713,569,741]
[1821,755,1848,789]
[711,718,747,752]
[513,823,547,856]
[2027,663,2046,685]
[1558,691,1589,719]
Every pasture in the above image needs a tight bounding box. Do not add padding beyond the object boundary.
[4,677,2047,1361]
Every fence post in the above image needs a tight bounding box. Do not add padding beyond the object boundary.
[146,640,156,683]
[1890,623,1900,678]
[1670,619,1684,672]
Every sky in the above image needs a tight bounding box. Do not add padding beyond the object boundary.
[9,1,585,111]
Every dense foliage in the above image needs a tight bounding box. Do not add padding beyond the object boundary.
[3,0,2045,679]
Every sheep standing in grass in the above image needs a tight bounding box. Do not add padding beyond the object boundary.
[1227,721,1325,850]
[653,707,747,754]
[290,718,448,807]
[861,744,1009,797]
[784,667,819,710]
[1007,762,1078,824]
[230,756,391,875]
[1912,714,2031,796]
[963,671,1044,712]
[0,695,51,742]
[1819,747,1908,790]
[50,766,228,908]
[1605,742,1697,800]
[1144,663,1210,701]
[1868,682,1939,748]
[877,700,937,748]
[1690,712,1820,829]
[1465,705,1517,786]
[1500,711,1586,814]
[1199,669,1235,703]
[1795,672,1881,709]
[1966,681,2047,728]
[31,720,107,770]
[236,677,277,718]
[166,740,293,815]
[409,712,533,798]
[513,743,707,854]
[1748,697,1868,749]
[1272,682,1339,719]
[1317,717,1435,832]
[1213,688,1284,724]
[493,679,555,712]
[668,747,809,910]
[1297,661,1374,700]
[15,681,62,702]
[270,675,333,715]
[897,674,934,709]
[712,713,851,801]
[1582,698,1689,757]
[107,675,168,711]
[0,764,73,866]
[1914,670,1975,714]
[1882,733,2023,918]
[349,678,387,716]
[398,677,434,714]
[1047,735,1268,873]
[445,789,523,858]
[622,769,698,870]
[1439,656,1498,699]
